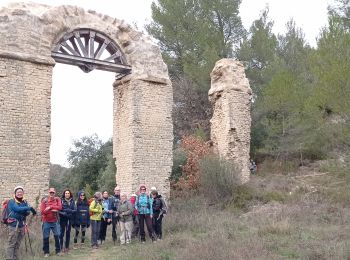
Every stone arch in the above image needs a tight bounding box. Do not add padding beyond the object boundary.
[0,2,173,202]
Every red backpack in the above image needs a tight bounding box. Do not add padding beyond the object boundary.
[1,199,15,225]
[88,198,95,216]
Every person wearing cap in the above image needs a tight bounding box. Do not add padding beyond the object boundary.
[40,187,62,257]
[135,185,156,243]
[5,186,36,260]
[89,192,103,249]
[151,189,168,240]
[111,186,121,244]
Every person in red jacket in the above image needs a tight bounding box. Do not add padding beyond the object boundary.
[129,193,139,239]
[40,187,62,257]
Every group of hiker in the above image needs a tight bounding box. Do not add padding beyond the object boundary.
[3,184,167,259]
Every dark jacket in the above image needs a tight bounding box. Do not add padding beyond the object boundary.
[7,198,31,228]
[111,194,120,219]
[152,195,167,216]
[75,194,90,227]
[59,198,76,223]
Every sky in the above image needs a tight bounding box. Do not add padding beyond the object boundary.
[0,0,336,166]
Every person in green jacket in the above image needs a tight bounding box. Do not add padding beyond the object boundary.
[89,192,103,249]
[117,193,133,245]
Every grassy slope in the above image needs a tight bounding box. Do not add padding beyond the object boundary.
[1,162,350,260]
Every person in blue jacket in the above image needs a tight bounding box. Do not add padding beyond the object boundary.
[99,190,113,244]
[59,189,76,253]
[5,186,36,260]
[135,185,156,243]
[73,191,90,249]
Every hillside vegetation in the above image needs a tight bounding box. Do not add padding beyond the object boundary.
[1,157,349,259]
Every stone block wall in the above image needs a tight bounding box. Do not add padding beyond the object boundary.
[114,78,173,199]
[0,57,52,205]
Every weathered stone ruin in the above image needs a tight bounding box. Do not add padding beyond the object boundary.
[0,2,173,203]
[209,59,252,182]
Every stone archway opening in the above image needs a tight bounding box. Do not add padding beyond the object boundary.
[50,63,115,167]
[50,28,130,167]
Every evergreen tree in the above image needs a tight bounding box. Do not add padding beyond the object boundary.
[146,0,246,90]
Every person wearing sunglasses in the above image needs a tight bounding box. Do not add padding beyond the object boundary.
[135,185,156,243]
[73,191,90,249]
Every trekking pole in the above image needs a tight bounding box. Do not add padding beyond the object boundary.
[24,229,28,253]
[27,227,34,256]
[25,223,34,256]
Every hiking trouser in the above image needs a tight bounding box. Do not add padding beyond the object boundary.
[99,218,109,242]
[42,222,61,254]
[120,221,133,244]
[138,214,156,241]
[131,214,139,239]
[91,220,101,247]
[59,220,72,249]
[6,226,25,260]
[111,217,119,242]
[152,214,163,239]
[74,225,87,244]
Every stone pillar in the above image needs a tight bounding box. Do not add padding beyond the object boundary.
[209,59,252,183]
[0,57,52,205]
[113,76,173,199]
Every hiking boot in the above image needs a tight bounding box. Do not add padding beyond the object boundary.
[44,254,50,258]
[56,252,64,256]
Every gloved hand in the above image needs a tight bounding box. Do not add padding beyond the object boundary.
[30,207,37,215]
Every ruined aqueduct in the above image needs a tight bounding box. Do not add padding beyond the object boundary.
[0,3,252,203]
[0,2,173,201]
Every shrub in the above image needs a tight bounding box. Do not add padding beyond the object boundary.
[171,147,188,182]
[171,136,211,192]
[199,155,241,203]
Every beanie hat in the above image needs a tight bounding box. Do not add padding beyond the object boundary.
[14,186,24,193]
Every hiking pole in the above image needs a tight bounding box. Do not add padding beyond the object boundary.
[27,228,34,256]
[24,229,28,254]
[25,223,34,256]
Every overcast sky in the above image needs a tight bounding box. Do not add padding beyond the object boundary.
[0,0,336,166]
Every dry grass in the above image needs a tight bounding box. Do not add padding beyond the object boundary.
[1,162,350,259]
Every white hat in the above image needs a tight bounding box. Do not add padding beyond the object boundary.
[150,186,157,191]
[131,193,137,197]
[14,186,24,193]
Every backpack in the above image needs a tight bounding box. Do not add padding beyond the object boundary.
[1,199,15,225]
[88,198,96,216]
